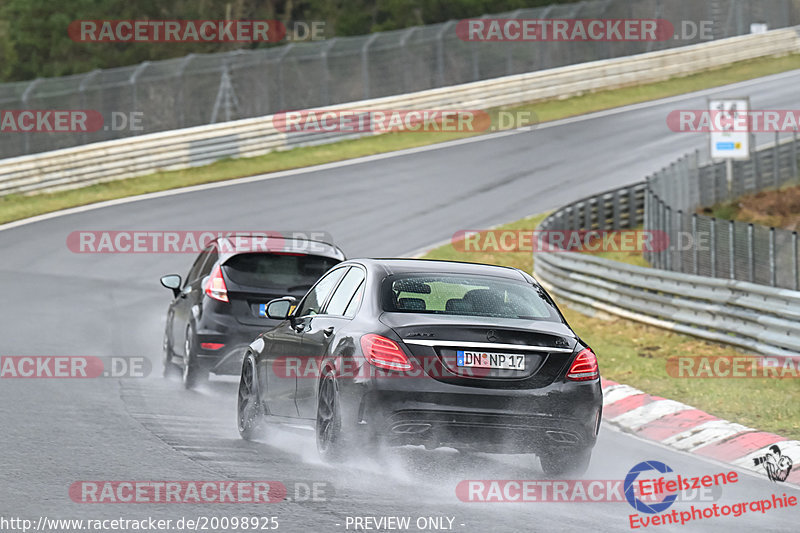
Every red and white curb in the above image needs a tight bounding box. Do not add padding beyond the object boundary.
[601,379,800,486]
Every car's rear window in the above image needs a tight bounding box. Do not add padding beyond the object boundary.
[223,253,340,291]
[382,274,560,321]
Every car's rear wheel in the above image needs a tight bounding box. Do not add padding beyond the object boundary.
[237,356,264,440]
[182,324,208,389]
[316,372,345,462]
[539,447,592,477]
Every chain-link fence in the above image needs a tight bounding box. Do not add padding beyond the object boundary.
[645,133,800,290]
[2,0,799,159]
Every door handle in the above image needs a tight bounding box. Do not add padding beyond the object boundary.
[323,326,335,337]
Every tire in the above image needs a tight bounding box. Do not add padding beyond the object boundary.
[539,447,592,477]
[316,372,346,462]
[237,355,264,440]
[182,324,208,390]
[162,326,181,379]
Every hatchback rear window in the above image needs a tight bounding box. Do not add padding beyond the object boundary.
[382,274,561,322]
[223,253,340,291]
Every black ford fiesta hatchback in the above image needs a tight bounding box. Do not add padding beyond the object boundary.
[160,235,345,389]
[237,258,602,475]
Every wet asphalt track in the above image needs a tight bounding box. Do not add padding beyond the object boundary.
[2,70,800,532]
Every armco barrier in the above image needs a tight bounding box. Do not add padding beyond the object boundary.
[1,26,800,195]
[534,160,800,357]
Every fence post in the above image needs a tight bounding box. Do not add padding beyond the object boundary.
[664,205,672,271]
[276,44,294,112]
[729,220,735,280]
[793,231,799,291]
[710,218,717,278]
[21,78,42,155]
[129,61,151,117]
[773,131,780,188]
[78,69,101,144]
[361,34,379,99]
[397,29,417,94]
[320,38,338,105]
[792,129,798,181]
[769,227,776,287]
[676,210,683,273]
[747,223,754,282]
[435,21,455,87]
[692,214,699,275]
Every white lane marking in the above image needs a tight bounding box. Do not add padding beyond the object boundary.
[662,419,750,451]
[602,384,645,405]
[2,68,799,236]
[611,399,692,430]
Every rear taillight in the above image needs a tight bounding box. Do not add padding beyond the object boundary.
[201,342,225,351]
[360,334,413,371]
[204,265,229,302]
[566,347,599,381]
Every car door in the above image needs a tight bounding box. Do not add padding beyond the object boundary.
[170,248,214,353]
[296,266,366,419]
[264,266,348,418]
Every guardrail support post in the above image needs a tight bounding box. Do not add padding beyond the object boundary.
[793,129,799,181]
[769,227,777,287]
[747,223,754,282]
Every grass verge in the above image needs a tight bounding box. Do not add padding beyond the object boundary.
[423,214,800,440]
[3,53,800,225]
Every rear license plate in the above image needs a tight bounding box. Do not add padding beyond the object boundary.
[457,350,525,370]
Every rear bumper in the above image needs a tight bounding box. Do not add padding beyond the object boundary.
[339,373,602,453]
[195,313,278,375]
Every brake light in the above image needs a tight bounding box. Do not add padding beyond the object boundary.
[204,265,229,302]
[201,342,225,350]
[566,348,599,381]
[360,334,413,371]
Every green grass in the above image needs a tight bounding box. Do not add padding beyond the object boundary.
[424,215,800,440]
[3,53,800,225]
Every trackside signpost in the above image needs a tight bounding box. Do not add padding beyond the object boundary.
[708,97,751,194]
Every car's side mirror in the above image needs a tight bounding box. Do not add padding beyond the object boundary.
[160,274,182,297]
[266,296,297,320]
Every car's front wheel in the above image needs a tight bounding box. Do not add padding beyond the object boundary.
[237,355,264,440]
[182,324,208,389]
[316,372,346,462]
[539,447,592,477]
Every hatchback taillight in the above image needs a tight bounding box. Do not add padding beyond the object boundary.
[204,265,229,303]
[360,334,413,371]
[566,347,599,381]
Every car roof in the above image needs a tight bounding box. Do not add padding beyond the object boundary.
[349,258,531,281]
[212,235,346,262]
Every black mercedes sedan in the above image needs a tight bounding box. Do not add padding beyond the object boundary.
[236,258,602,475]
[160,235,345,389]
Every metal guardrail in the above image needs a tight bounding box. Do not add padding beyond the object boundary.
[645,135,800,290]
[535,153,800,357]
[3,0,798,159]
[1,26,799,196]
